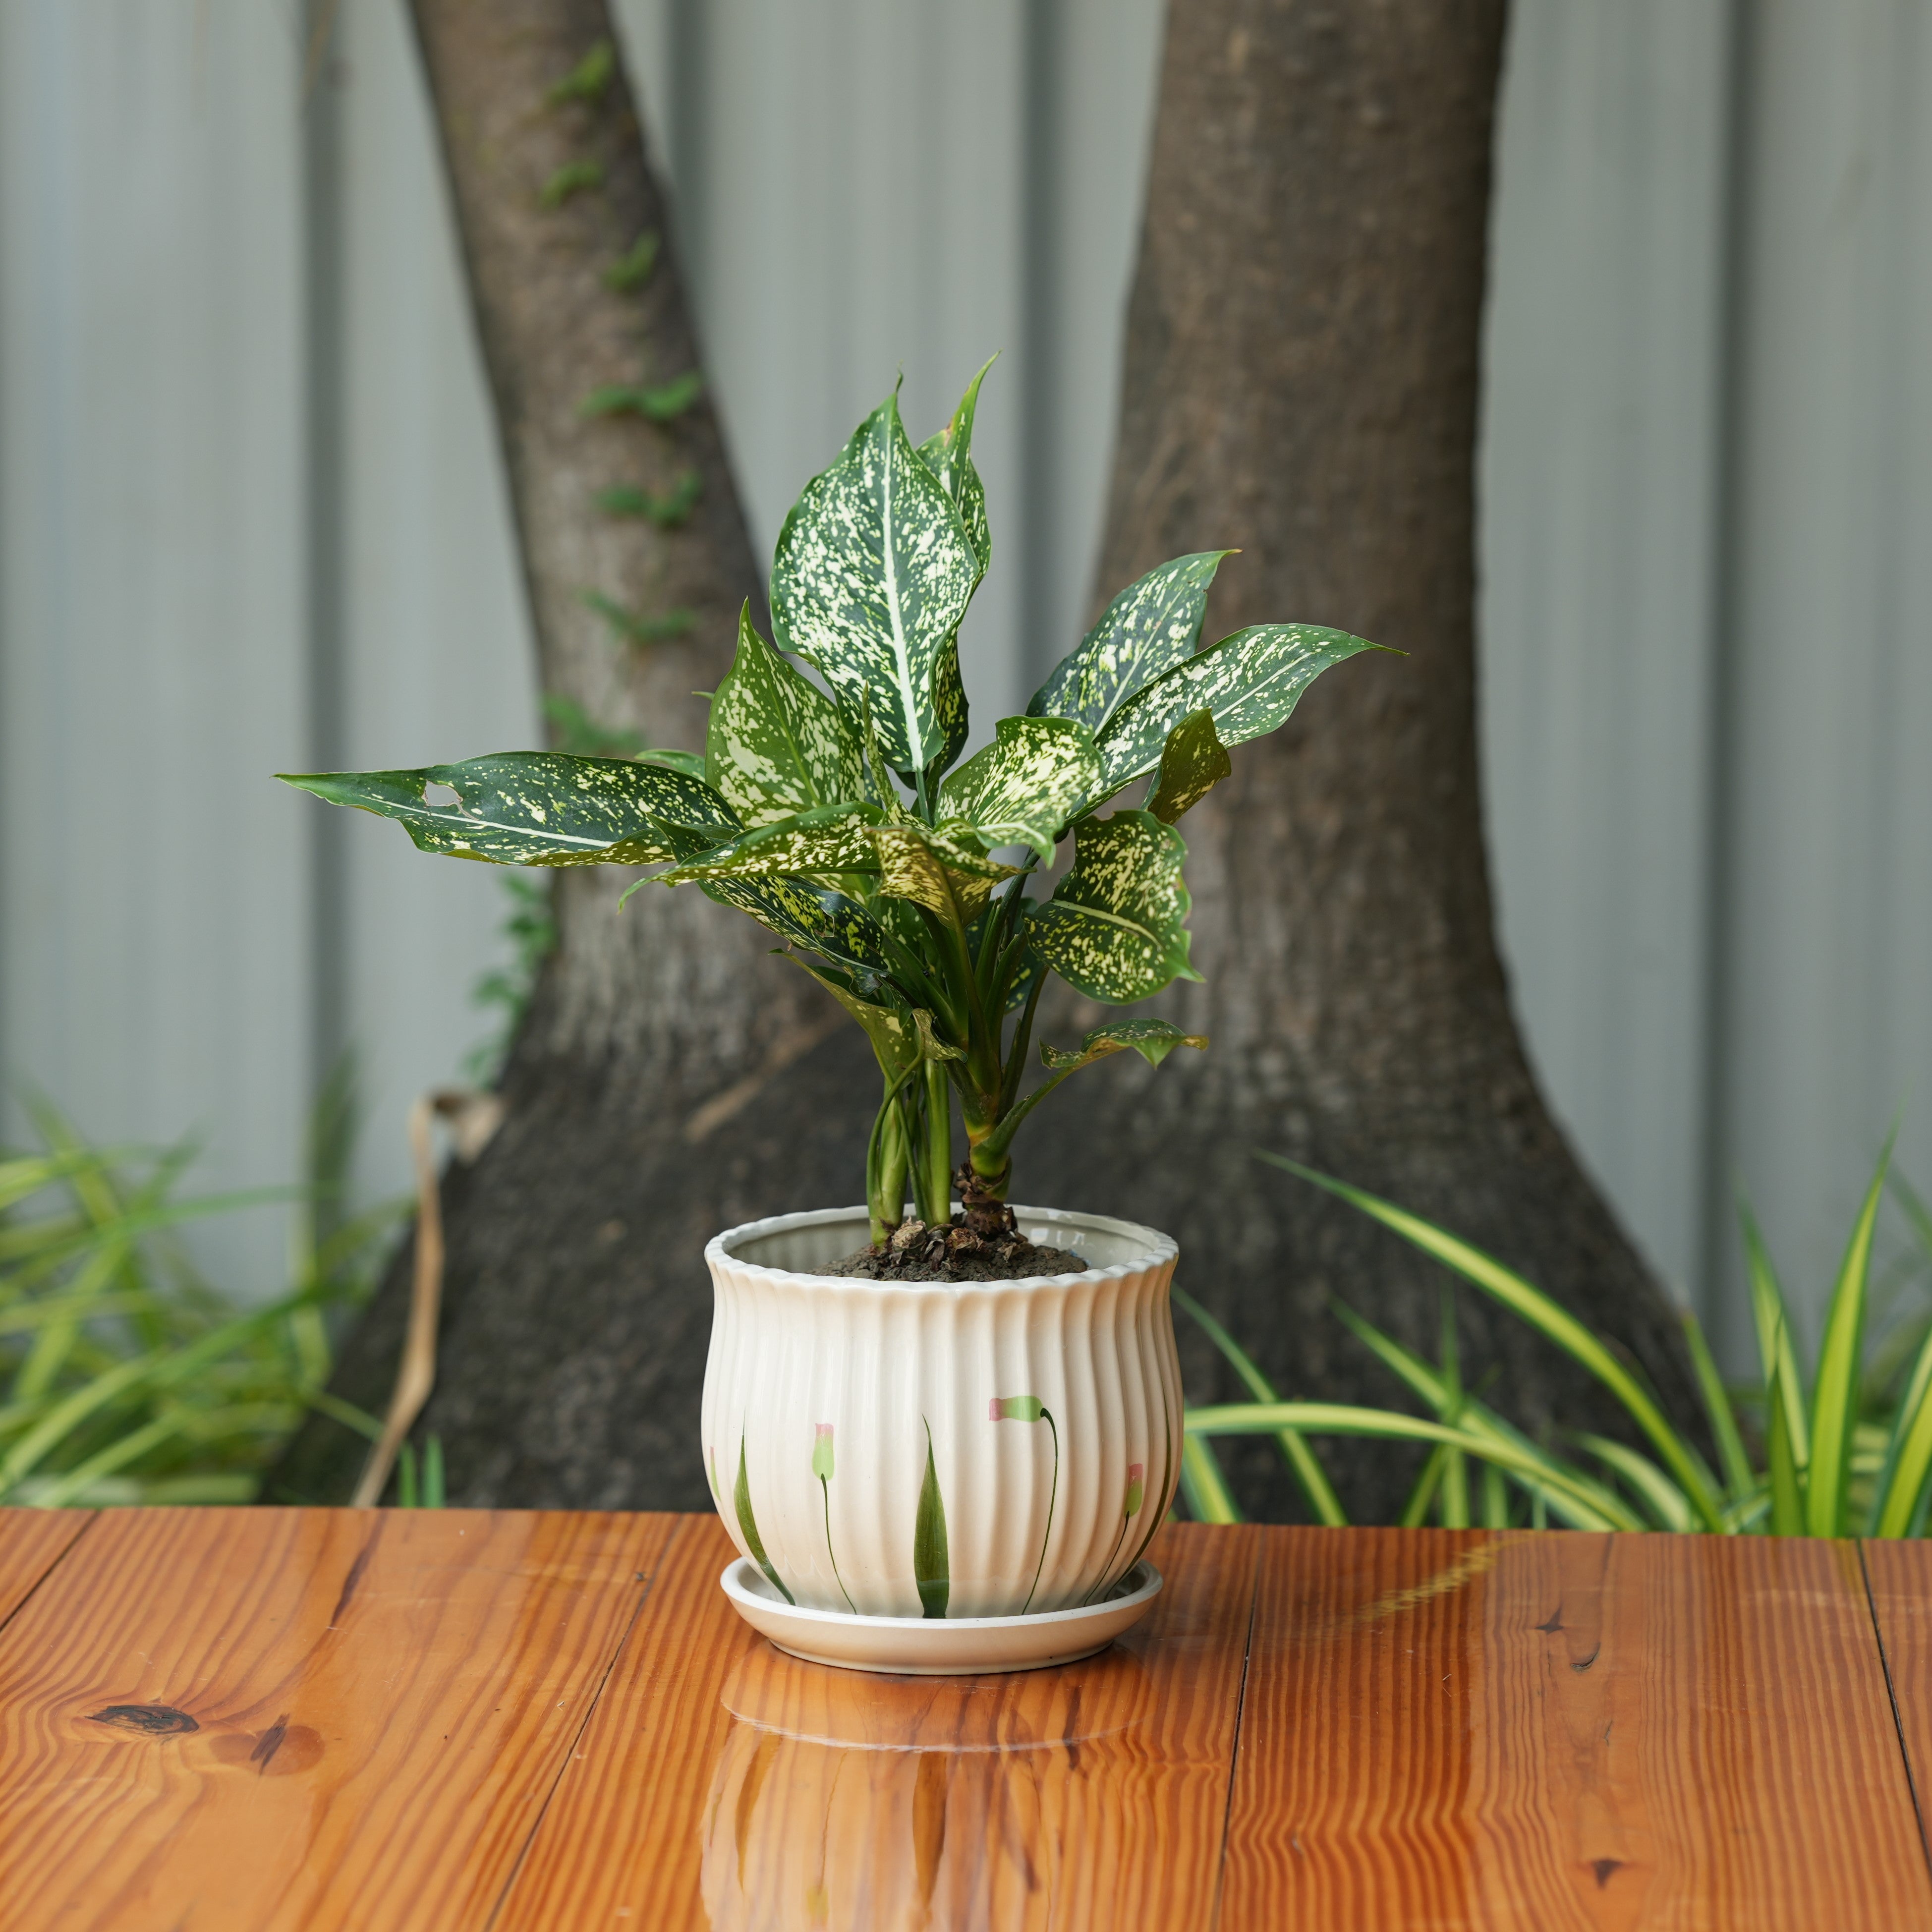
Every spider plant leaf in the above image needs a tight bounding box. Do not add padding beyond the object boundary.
[1400,1444,1447,1528]
[1766,1355,1805,1535]
[1572,1431,1694,1532]
[706,604,867,828]
[770,387,979,776]
[278,752,740,867]
[1682,1308,1756,1501]
[1029,810,1200,1002]
[1186,1401,1640,1532]
[1028,551,1234,734]
[1871,1318,1932,1536]
[1173,1285,1345,1526]
[1145,708,1232,825]
[1040,1020,1207,1075]
[1481,1462,1511,1530]
[1178,1432,1243,1524]
[1091,623,1383,799]
[1438,1293,1469,1530]
[937,716,1101,863]
[1262,1153,1726,1531]
[1806,1130,1895,1537]
[1739,1195,1809,1472]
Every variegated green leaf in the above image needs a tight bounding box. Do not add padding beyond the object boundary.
[916,354,995,574]
[661,801,885,883]
[278,752,738,867]
[706,604,867,827]
[789,956,920,1082]
[638,748,708,780]
[1028,552,1233,734]
[1040,1019,1207,1072]
[922,636,971,789]
[937,716,1101,861]
[769,389,978,774]
[1146,708,1231,824]
[1028,810,1200,1002]
[701,876,894,976]
[870,820,1019,921]
[1094,624,1381,797]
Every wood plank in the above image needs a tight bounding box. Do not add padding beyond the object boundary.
[0,1508,92,1628]
[1220,1527,1931,1931]
[1854,1539,1932,1868]
[0,1505,675,1931]
[499,1518,1260,1931]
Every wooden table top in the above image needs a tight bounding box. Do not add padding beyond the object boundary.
[0,1510,1927,1929]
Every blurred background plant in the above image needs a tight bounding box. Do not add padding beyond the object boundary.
[0,1065,403,1507]
[1181,1136,1932,1539]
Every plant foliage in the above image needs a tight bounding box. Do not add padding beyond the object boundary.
[1181,1137,1932,1536]
[281,365,1381,1248]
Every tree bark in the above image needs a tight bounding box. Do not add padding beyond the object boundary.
[274,0,1706,1520]
[1020,0,1707,1518]
[270,0,874,1508]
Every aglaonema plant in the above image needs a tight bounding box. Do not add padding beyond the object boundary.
[280,362,1381,1263]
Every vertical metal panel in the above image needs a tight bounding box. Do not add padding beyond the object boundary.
[1478,0,1736,1306]
[1714,0,1932,1351]
[0,2,311,1295]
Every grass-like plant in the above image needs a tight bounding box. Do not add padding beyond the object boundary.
[0,1080,398,1506]
[1181,1136,1932,1536]
[280,365,1382,1258]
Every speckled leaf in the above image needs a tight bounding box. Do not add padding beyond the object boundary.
[937,716,1102,862]
[735,1436,793,1604]
[707,604,867,828]
[639,748,709,781]
[914,1418,950,1619]
[1029,810,1200,1002]
[916,354,995,574]
[769,390,979,774]
[278,752,738,867]
[1145,708,1232,824]
[870,820,1019,922]
[1027,552,1233,734]
[661,801,885,883]
[789,956,921,1081]
[921,635,971,789]
[1040,1018,1207,1072]
[1094,623,1380,797]
[703,877,894,976]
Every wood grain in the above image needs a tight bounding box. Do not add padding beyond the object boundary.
[0,1506,675,1930]
[0,1508,92,1628]
[498,1518,1261,1931]
[1220,1527,1932,1930]
[1854,1539,1932,1871]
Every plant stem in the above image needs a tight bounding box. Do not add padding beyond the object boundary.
[915,1062,952,1226]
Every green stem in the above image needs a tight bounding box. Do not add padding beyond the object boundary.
[915,1062,952,1226]
[866,1080,910,1245]
[1021,1408,1059,1614]
[820,1476,857,1613]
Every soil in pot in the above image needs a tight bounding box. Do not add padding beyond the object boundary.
[830,1201,1089,1283]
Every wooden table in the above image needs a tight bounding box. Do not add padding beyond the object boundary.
[0,1511,1929,1928]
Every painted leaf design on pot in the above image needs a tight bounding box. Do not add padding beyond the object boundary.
[811,1421,836,1481]
[1124,1462,1146,1517]
[914,1418,950,1620]
[769,388,979,776]
[937,716,1103,863]
[812,1423,857,1615]
[1086,1461,1148,1607]
[1092,622,1383,799]
[1145,707,1233,825]
[278,752,740,867]
[1027,811,1201,1003]
[1027,551,1234,736]
[735,1434,794,1605]
[991,1395,1059,1614]
[706,604,867,828]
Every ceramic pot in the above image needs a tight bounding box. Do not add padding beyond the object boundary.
[701,1204,1181,1619]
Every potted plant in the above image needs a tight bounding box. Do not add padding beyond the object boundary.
[282,362,1377,1659]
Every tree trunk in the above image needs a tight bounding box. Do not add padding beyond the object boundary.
[274,0,1705,1520]
[270,0,875,1509]
[1021,0,1706,1519]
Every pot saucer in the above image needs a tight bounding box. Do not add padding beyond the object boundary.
[720,1559,1163,1675]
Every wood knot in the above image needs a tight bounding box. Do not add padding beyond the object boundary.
[88,1703,199,1736]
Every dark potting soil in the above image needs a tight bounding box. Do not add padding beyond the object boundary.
[828,1217,1089,1283]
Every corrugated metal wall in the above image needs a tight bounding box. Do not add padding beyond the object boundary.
[1,0,1927,1360]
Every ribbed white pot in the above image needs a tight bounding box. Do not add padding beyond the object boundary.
[701,1204,1182,1619]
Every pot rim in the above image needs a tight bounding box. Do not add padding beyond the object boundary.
[706,1201,1177,1292]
